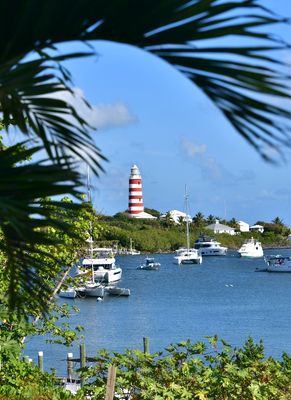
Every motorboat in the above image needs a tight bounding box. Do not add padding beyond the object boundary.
[174,187,202,265]
[174,247,202,265]
[194,235,227,256]
[264,255,291,272]
[137,257,161,270]
[237,237,263,258]
[77,238,122,283]
[59,287,77,299]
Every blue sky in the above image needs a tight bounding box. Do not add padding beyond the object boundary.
[59,1,291,225]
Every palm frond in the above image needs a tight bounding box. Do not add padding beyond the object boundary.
[0,0,290,161]
[0,142,84,313]
[0,54,106,174]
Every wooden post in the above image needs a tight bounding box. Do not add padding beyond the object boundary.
[79,343,86,387]
[105,365,117,400]
[143,336,150,354]
[38,351,44,373]
[67,352,74,382]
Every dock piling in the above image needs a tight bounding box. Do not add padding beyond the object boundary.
[38,351,44,372]
[143,337,150,354]
[105,365,117,400]
[79,343,86,387]
[67,352,74,382]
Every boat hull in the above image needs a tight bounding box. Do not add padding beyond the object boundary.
[238,252,263,258]
[59,288,77,298]
[175,255,202,265]
[267,266,291,272]
[199,249,227,256]
[106,287,131,296]
[94,267,122,283]
[265,256,291,272]
[76,284,105,298]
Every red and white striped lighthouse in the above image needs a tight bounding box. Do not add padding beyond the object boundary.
[128,164,144,216]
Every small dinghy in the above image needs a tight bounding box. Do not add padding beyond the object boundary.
[106,286,131,296]
[59,288,77,299]
[137,257,161,271]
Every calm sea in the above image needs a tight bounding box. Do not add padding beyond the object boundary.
[25,249,291,373]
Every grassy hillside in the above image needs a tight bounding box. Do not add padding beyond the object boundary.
[96,214,290,253]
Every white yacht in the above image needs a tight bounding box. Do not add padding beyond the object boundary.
[264,255,291,272]
[174,187,202,265]
[194,235,227,256]
[237,237,263,258]
[77,238,122,283]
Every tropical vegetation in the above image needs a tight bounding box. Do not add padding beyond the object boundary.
[98,211,291,252]
[77,337,291,400]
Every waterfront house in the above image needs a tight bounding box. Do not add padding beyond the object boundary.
[205,220,236,235]
[237,220,250,232]
[250,224,264,233]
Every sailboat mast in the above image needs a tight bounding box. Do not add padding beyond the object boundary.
[185,186,190,252]
[86,165,94,282]
[86,164,91,203]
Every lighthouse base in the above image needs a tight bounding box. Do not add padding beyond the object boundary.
[126,211,157,219]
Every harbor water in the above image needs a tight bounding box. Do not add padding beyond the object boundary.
[25,249,291,373]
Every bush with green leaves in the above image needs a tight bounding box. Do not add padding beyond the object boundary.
[79,337,291,400]
[0,358,75,399]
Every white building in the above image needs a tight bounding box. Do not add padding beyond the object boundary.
[250,224,264,233]
[205,220,236,235]
[237,221,250,232]
[161,210,191,224]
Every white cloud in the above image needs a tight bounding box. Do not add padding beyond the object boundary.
[181,138,207,158]
[52,87,137,130]
[257,189,290,201]
[86,101,137,130]
[201,157,224,182]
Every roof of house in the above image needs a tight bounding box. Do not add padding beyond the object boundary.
[206,222,235,231]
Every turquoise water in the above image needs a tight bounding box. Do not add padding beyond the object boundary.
[25,249,291,373]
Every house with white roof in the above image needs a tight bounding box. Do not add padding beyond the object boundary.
[237,220,250,232]
[160,210,191,224]
[250,224,264,233]
[205,220,236,235]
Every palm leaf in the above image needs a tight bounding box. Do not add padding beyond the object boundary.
[0,0,290,161]
[0,142,85,313]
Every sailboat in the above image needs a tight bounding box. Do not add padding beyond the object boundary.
[174,187,202,265]
[127,238,140,255]
[76,238,105,297]
[76,166,122,283]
